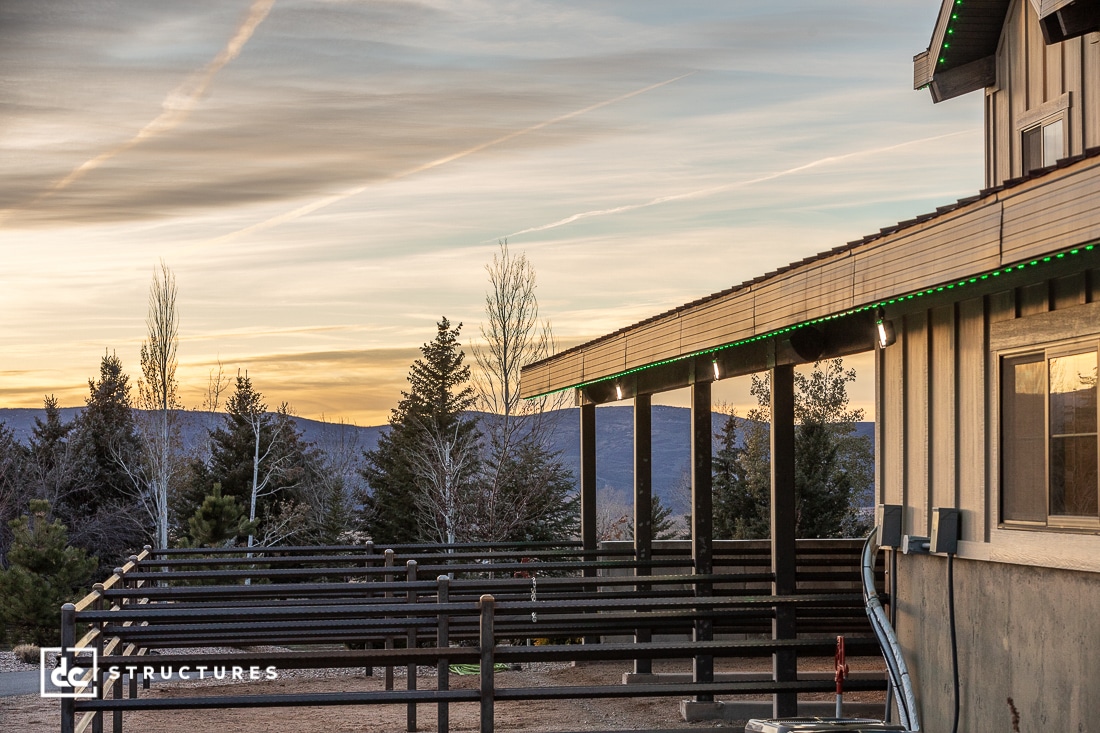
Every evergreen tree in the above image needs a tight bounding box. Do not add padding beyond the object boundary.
[360,318,478,544]
[713,409,770,539]
[183,374,316,547]
[730,359,873,539]
[474,440,577,542]
[0,500,97,645]
[0,421,28,559]
[69,352,141,515]
[65,353,145,565]
[184,484,255,548]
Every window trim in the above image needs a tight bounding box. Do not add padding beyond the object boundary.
[1017,92,1070,175]
[997,335,1100,532]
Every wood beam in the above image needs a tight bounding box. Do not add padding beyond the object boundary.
[580,403,597,565]
[770,365,797,718]
[633,394,653,675]
[580,402,598,646]
[691,380,714,699]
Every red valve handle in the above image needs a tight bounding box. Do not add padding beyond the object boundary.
[834,635,849,695]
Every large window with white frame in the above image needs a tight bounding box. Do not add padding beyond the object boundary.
[1001,341,1099,529]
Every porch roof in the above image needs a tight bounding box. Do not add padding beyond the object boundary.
[519,148,1100,402]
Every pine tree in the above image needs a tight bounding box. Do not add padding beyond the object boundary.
[361,318,479,544]
[731,359,873,539]
[69,352,141,515]
[0,500,97,645]
[474,440,577,542]
[713,409,770,539]
[0,421,28,558]
[185,484,255,548]
[65,353,145,565]
[183,374,316,547]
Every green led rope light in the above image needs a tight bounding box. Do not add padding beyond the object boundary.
[940,0,962,65]
[525,243,1096,400]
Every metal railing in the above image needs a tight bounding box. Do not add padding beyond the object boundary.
[58,540,887,733]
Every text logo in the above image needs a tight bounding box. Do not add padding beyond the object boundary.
[40,647,98,698]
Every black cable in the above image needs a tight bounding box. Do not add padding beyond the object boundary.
[949,552,959,733]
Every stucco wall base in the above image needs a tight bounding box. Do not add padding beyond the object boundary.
[896,552,1098,733]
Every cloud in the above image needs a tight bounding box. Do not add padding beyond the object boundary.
[0,0,274,224]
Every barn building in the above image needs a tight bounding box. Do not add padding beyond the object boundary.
[520,1,1100,730]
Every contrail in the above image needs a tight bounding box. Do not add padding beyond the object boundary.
[206,73,696,245]
[498,129,973,240]
[0,0,274,224]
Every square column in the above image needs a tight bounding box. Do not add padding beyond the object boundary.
[770,364,798,717]
[633,393,653,675]
[691,380,713,697]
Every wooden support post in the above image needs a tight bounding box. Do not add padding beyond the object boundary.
[580,402,597,565]
[385,549,395,692]
[479,595,496,733]
[633,393,653,675]
[60,603,75,733]
[580,402,598,645]
[92,584,105,733]
[771,364,798,718]
[406,560,418,732]
[437,575,450,733]
[691,380,714,699]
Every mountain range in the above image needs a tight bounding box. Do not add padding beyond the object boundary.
[0,406,873,516]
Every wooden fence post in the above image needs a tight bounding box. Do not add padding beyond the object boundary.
[479,595,496,733]
[92,583,105,733]
[385,549,395,691]
[406,560,418,732]
[437,575,450,733]
[60,603,76,733]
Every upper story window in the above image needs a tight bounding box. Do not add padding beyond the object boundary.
[1002,342,1099,529]
[1022,118,1064,173]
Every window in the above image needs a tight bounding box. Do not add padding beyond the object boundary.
[1002,343,1099,528]
[1022,118,1064,174]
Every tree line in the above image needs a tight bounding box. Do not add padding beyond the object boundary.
[0,245,872,646]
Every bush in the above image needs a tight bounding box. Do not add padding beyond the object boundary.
[14,643,40,664]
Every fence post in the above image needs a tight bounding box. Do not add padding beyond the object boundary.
[384,549,395,691]
[437,575,450,733]
[92,583,105,733]
[60,603,76,733]
[361,541,375,677]
[479,595,496,733]
[406,560,418,732]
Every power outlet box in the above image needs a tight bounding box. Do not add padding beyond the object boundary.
[931,507,961,554]
[876,504,903,548]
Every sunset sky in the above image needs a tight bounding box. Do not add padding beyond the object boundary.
[0,0,984,426]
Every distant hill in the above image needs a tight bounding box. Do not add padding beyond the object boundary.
[0,406,873,516]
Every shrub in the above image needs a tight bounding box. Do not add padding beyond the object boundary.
[14,643,40,664]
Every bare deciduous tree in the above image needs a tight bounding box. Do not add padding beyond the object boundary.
[136,261,179,549]
[471,242,577,543]
[407,420,479,545]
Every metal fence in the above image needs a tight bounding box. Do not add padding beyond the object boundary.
[58,540,888,733]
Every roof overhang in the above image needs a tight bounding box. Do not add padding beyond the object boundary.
[914,0,1100,103]
[519,153,1100,404]
[913,0,1010,103]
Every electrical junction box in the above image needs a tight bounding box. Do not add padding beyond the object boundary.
[876,505,903,548]
[744,718,908,732]
[931,507,961,554]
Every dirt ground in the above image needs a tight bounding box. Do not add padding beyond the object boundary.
[1,657,887,732]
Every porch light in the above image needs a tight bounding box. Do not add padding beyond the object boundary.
[875,308,896,349]
[615,384,623,400]
[712,359,720,380]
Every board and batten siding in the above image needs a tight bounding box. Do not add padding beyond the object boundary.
[877,271,1100,573]
[520,155,1100,400]
[986,0,1100,186]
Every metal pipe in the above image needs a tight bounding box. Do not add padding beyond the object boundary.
[861,532,919,732]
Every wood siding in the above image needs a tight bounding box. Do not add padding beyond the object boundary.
[520,156,1100,399]
[986,0,1100,186]
[877,270,1100,572]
